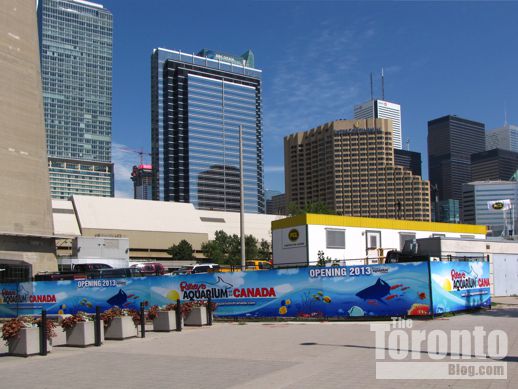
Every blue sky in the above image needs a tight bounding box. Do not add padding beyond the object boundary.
[103,0,518,198]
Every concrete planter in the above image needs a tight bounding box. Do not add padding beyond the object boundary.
[153,311,177,332]
[51,327,67,347]
[65,321,102,347]
[105,317,137,340]
[8,327,50,357]
[184,306,208,326]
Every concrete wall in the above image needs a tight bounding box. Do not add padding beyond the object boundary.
[81,229,209,259]
[0,0,56,274]
[0,0,54,236]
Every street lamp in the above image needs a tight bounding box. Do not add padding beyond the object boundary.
[240,125,246,271]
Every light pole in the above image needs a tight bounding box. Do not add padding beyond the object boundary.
[240,125,246,271]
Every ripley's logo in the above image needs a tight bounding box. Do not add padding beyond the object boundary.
[450,270,489,291]
[1,289,56,304]
[179,277,276,300]
[492,202,504,210]
[288,229,299,241]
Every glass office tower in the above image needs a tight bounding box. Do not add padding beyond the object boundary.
[151,48,264,213]
[38,0,113,199]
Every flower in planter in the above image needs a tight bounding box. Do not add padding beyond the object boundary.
[164,301,217,319]
[101,307,141,327]
[147,305,160,321]
[1,317,34,344]
[34,318,58,340]
[61,311,92,330]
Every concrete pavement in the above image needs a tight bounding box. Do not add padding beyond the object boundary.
[0,299,517,388]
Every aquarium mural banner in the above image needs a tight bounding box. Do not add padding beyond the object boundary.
[0,263,433,318]
[430,261,491,314]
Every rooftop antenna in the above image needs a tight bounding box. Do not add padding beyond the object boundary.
[370,72,374,100]
[504,101,508,126]
[381,67,385,100]
[406,138,410,151]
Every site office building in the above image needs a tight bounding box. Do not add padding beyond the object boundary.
[271,214,486,266]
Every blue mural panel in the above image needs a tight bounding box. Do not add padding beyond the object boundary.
[0,263,432,318]
[430,261,491,314]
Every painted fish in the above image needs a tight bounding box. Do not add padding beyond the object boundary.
[419,292,426,300]
[401,287,410,291]
[314,296,321,301]
[367,300,378,305]
[408,303,430,316]
[355,278,390,304]
[348,306,365,317]
[385,295,398,301]
[107,289,128,306]
[127,294,135,298]
[207,276,233,290]
[86,302,92,308]
[323,296,331,303]
[390,284,403,290]
[317,291,324,296]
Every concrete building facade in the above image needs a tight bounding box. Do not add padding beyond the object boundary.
[0,0,57,281]
[284,119,430,221]
[53,196,284,261]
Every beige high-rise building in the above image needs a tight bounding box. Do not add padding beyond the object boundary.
[0,0,57,279]
[284,119,431,221]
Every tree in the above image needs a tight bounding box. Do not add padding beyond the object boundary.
[245,235,258,261]
[167,239,195,260]
[200,230,264,265]
[201,231,231,264]
[258,239,271,260]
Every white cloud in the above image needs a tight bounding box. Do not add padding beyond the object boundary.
[264,165,285,174]
[220,272,247,288]
[275,283,294,294]
[277,268,300,275]
[263,19,378,141]
[55,292,68,300]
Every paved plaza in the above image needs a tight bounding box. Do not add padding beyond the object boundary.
[1,298,517,389]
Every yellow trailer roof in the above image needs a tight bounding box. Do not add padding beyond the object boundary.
[271,214,486,235]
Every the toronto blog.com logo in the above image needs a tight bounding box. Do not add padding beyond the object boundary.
[371,318,508,379]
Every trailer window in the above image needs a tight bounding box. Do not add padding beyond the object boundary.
[326,229,345,249]
[399,232,416,250]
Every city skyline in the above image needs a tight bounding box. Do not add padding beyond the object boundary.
[95,1,518,198]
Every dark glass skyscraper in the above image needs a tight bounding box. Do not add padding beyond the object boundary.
[151,48,264,213]
[38,0,113,199]
[394,149,422,177]
[428,115,485,203]
[471,148,518,181]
